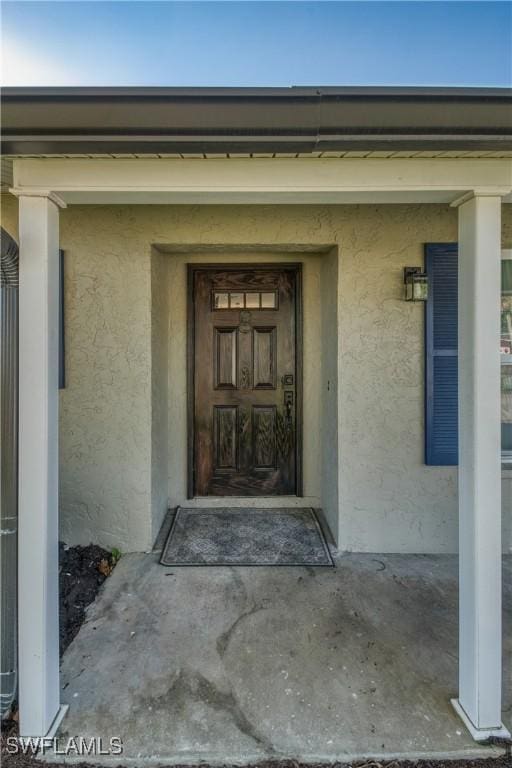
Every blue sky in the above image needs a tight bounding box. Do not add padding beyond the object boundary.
[1,1,511,87]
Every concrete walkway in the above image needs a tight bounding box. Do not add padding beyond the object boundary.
[56,553,512,765]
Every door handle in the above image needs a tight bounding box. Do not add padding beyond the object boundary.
[284,390,294,419]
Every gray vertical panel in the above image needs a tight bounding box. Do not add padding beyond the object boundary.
[1,285,18,717]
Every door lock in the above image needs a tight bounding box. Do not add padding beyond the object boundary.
[284,390,294,419]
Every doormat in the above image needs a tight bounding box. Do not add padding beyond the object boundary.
[160,507,334,567]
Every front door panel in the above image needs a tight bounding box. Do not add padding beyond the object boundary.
[191,265,300,496]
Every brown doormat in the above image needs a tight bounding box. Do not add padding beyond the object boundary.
[160,507,334,567]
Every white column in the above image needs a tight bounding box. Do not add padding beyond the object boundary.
[451,193,510,740]
[17,193,66,737]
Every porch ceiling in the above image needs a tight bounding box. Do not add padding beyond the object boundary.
[4,150,512,160]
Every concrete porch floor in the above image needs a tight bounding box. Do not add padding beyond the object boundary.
[56,553,512,765]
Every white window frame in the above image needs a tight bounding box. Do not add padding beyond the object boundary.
[502,249,512,466]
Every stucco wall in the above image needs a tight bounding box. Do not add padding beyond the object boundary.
[2,194,511,553]
[320,248,340,542]
[150,249,170,542]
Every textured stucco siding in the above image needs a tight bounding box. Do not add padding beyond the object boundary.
[338,206,453,552]
[320,248,340,542]
[1,194,511,553]
[150,249,170,542]
[58,209,153,551]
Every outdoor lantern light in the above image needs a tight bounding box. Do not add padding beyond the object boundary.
[404,267,429,302]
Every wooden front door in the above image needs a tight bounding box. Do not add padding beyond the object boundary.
[189,264,302,497]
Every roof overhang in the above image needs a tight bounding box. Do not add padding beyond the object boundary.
[2,86,512,155]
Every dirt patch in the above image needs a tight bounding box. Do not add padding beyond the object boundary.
[59,542,117,656]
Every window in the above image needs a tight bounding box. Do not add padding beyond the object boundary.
[212,291,277,310]
[501,250,512,462]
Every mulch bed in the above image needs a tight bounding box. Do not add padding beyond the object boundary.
[2,547,510,768]
[58,542,116,656]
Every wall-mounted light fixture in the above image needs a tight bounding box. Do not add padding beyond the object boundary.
[404,267,429,302]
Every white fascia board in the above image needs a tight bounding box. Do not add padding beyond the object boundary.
[12,157,512,205]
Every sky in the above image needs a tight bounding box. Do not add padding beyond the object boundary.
[1,1,511,88]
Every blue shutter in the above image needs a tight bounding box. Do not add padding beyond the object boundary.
[425,243,458,465]
[59,249,65,389]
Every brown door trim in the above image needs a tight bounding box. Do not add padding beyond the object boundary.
[187,262,303,498]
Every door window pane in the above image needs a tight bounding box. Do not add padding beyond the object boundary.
[229,293,244,309]
[261,292,276,309]
[214,293,229,309]
[245,292,260,308]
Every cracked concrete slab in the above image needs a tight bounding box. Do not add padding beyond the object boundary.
[53,553,512,765]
